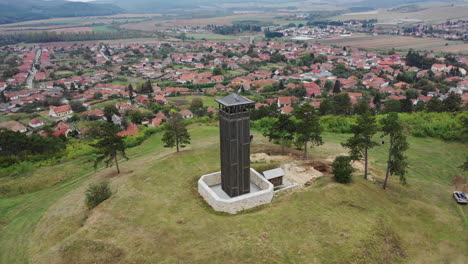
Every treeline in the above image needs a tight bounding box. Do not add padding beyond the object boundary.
[209,24,262,35]
[0,131,66,167]
[252,111,468,141]
[0,31,142,46]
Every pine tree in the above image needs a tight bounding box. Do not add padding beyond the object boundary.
[381,113,409,189]
[332,80,341,94]
[88,122,128,174]
[128,84,134,104]
[342,111,379,179]
[294,104,323,159]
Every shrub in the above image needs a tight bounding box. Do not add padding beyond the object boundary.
[85,181,112,209]
[332,156,354,184]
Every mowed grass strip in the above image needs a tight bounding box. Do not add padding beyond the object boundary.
[13,126,466,264]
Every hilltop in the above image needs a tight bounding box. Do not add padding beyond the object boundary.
[0,123,466,263]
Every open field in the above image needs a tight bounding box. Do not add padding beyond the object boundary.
[167,95,219,108]
[0,123,467,263]
[331,2,468,24]
[316,35,468,54]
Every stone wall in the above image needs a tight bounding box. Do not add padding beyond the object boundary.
[198,168,274,214]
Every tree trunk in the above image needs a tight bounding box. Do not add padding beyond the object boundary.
[176,136,179,152]
[303,141,308,160]
[364,147,368,180]
[383,140,392,190]
[115,155,120,174]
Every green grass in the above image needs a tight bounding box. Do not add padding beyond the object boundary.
[0,125,467,263]
[167,95,219,108]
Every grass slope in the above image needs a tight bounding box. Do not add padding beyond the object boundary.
[0,124,467,263]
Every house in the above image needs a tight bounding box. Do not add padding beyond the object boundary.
[281,105,294,114]
[277,96,292,107]
[150,117,163,127]
[11,122,28,133]
[180,109,194,119]
[153,95,168,104]
[431,64,446,72]
[29,118,44,128]
[116,101,132,113]
[49,105,73,118]
[117,123,139,136]
[136,95,150,105]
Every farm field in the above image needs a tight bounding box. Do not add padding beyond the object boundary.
[331,2,468,24]
[316,35,468,54]
[0,123,467,263]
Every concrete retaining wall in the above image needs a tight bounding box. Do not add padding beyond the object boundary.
[198,168,274,214]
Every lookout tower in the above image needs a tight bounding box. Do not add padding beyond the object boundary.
[215,93,254,197]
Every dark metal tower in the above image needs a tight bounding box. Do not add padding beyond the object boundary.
[215,93,254,197]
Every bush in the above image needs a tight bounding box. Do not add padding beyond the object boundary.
[332,156,354,184]
[85,181,112,209]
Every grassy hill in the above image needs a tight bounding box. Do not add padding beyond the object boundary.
[0,123,467,263]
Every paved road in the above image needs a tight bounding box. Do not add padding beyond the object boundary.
[26,48,41,89]
[99,46,110,61]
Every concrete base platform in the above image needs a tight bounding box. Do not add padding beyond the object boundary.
[198,168,274,214]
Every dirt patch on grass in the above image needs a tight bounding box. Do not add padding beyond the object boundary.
[453,175,468,193]
[172,99,189,106]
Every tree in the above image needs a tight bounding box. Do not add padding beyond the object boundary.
[264,114,295,154]
[324,80,334,91]
[460,157,468,171]
[381,113,409,189]
[70,101,87,113]
[426,97,444,112]
[294,104,323,159]
[342,112,379,179]
[373,93,383,112]
[140,80,153,94]
[319,98,334,115]
[85,181,112,209]
[333,93,352,115]
[162,113,191,152]
[103,104,119,123]
[332,156,354,184]
[127,84,134,104]
[352,100,371,115]
[332,80,341,94]
[443,93,462,112]
[88,122,128,174]
[212,67,223,76]
[400,98,413,113]
[93,92,103,100]
[383,99,401,113]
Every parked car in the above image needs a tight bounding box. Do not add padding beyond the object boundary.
[453,191,468,204]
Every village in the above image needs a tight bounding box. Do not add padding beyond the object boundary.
[0,38,467,138]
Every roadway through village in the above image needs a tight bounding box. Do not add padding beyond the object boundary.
[26,48,42,89]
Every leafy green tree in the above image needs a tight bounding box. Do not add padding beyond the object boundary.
[400,98,413,113]
[212,67,223,76]
[264,114,295,154]
[85,181,112,209]
[373,92,383,112]
[93,92,103,99]
[426,97,444,112]
[294,104,323,159]
[342,112,379,179]
[70,101,87,113]
[383,99,401,113]
[162,113,191,152]
[381,113,409,189]
[324,80,334,91]
[332,156,354,184]
[333,93,352,115]
[443,93,462,112]
[352,100,371,115]
[319,98,334,115]
[88,122,128,174]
